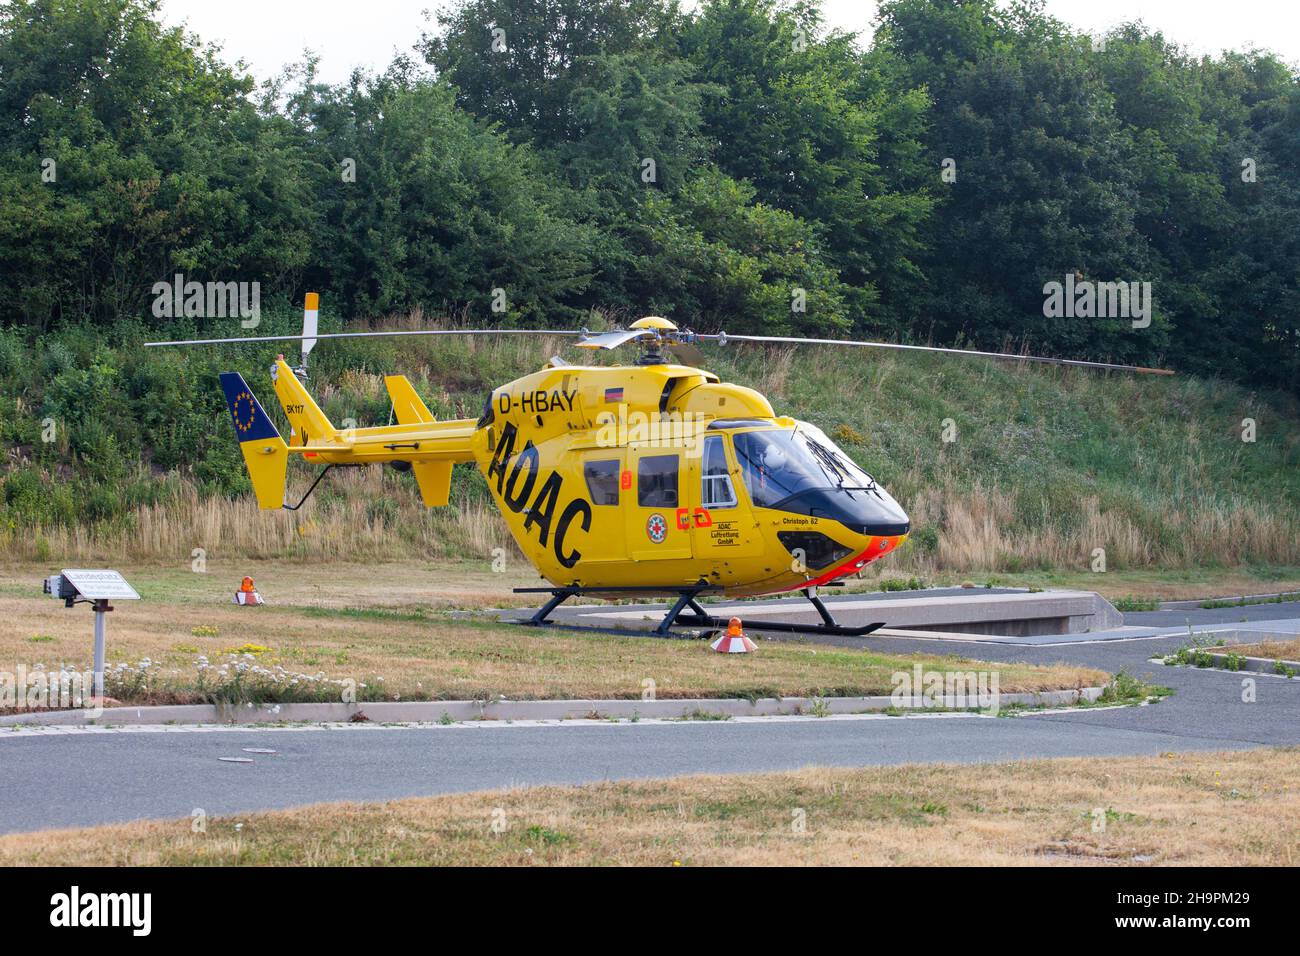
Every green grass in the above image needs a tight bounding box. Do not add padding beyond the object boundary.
[302,606,436,623]
[676,709,733,722]
[1094,670,1171,705]
[879,576,926,591]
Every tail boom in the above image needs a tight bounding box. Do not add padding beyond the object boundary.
[221,363,476,510]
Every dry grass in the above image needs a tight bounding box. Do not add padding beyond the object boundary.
[2,748,1295,866]
[9,472,1296,574]
[0,561,1105,703]
[1219,639,1300,662]
[7,471,515,563]
[896,484,1299,575]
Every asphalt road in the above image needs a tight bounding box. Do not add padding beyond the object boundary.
[3,602,1299,835]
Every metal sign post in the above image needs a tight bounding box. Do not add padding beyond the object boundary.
[92,598,109,700]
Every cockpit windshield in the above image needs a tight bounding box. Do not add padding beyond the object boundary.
[732,424,877,509]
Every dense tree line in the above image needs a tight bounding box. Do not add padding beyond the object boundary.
[1,0,1297,392]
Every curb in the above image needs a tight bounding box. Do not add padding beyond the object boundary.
[0,686,1105,727]
[1159,591,1300,610]
[1200,652,1300,678]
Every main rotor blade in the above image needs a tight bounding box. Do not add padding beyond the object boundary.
[144,328,583,348]
[698,334,1174,375]
[574,329,652,350]
[667,339,708,367]
[301,293,319,360]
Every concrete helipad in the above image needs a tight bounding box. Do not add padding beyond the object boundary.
[498,586,1123,639]
[494,586,1300,648]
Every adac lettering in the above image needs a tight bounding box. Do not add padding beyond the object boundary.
[495,388,578,416]
[486,422,591,568]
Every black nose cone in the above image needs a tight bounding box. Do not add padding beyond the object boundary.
[771,485,910,537]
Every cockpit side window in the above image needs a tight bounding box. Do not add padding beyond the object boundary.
[700,435,737,508]
[733,431,823,508]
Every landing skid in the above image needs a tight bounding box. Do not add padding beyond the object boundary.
[513,585,886,638]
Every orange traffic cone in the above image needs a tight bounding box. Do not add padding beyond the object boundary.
[710,617,756,653]
[233,576,264,607]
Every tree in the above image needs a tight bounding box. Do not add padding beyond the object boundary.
[681,0,934,334]
[0,0,315,329]
[624,168,850,334]
[421,0,681,147]
[280,64,598,323]
[874,0,1164,363]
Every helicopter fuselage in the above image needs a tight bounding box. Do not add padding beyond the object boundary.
[224,355,909,598]
[472,362,910,597]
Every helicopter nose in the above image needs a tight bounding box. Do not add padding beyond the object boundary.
[863,532,906,560]
[829,487,910,538]
[796,528,909,590]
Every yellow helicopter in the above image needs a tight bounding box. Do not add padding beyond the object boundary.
[148,297,1172,636]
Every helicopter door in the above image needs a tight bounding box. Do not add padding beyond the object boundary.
[627,448,693,561]
[692,434,762,559]
[577,453,627,564]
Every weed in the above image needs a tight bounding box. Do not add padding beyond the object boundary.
[677,709,732,722]
[1113,596,1160,612]
[1097,671,1169,704]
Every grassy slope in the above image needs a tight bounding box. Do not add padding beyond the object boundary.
[2,748,1294,866]
[2,312,1299,573]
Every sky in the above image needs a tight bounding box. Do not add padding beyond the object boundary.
[158,0,1300,86]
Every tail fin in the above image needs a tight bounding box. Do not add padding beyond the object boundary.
[219,372,288,509]
[271,358,336,447]
[383,375,452,505]
[384,375,435,424]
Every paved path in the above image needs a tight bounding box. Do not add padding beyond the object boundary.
[3,601,1298,835]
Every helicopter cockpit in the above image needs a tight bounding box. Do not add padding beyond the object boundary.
[722,421,911,539]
